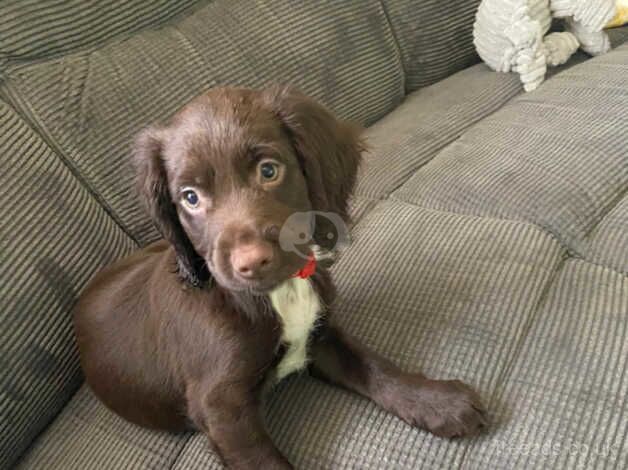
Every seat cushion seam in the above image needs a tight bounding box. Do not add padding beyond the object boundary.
[167,433,195,470]
[456,253,568,470]
[382,195,569,252]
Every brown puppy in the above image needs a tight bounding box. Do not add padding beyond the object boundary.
[74,86,486,469]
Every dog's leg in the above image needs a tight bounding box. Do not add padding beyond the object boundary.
[189,386,292,469]
[310,325,487,438]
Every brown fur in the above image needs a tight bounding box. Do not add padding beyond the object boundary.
[74,86,486,470]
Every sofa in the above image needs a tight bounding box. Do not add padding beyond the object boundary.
[1,1,627,468]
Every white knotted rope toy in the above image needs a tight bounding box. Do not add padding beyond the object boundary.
[474,0,617,91]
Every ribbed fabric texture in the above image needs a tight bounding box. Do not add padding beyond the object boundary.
[393,44,628,255]
[1,0,404,246]
[0,101,137,469]
[355,41,601,203]
[462,260,628,469]
[170,433,227,470]
[0,0,202,65]
[381,0,483,93]
[608,24,628,46]
[358,62,523,199]
[584,196,628,276]
[16,386,191,470]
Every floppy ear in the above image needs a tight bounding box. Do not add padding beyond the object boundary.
[266,86,364,225]
[133,127,210,287]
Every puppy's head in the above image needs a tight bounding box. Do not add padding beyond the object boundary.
[134,86,362,292]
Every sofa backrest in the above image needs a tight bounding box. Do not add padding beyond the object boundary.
[1,0,405,246]
[382,0,482,92]
[0,0,203,66]
[0,100,139,469]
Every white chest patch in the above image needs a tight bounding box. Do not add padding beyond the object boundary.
[269,277,321,381]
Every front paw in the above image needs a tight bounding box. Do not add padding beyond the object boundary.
[391,377,488,438]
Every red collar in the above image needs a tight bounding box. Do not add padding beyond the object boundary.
[293,254,317,279]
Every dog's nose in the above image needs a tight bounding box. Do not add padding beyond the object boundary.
[231,242,274,278]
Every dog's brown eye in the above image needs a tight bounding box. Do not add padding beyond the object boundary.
[182,189,200,209]
[259,161,279,182]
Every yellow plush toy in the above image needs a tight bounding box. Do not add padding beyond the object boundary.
[607,0,628,27]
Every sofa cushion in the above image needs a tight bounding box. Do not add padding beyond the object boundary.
[381,0,482,92]
[463,260,628,469]
[15,386,190,470]
[354,42,607,205]
[0,0,202,66]
[0,101,137,469]
[392,43,628,255]
[1,0,404,245]
[358,62,523,200]
[19,200,565,469]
